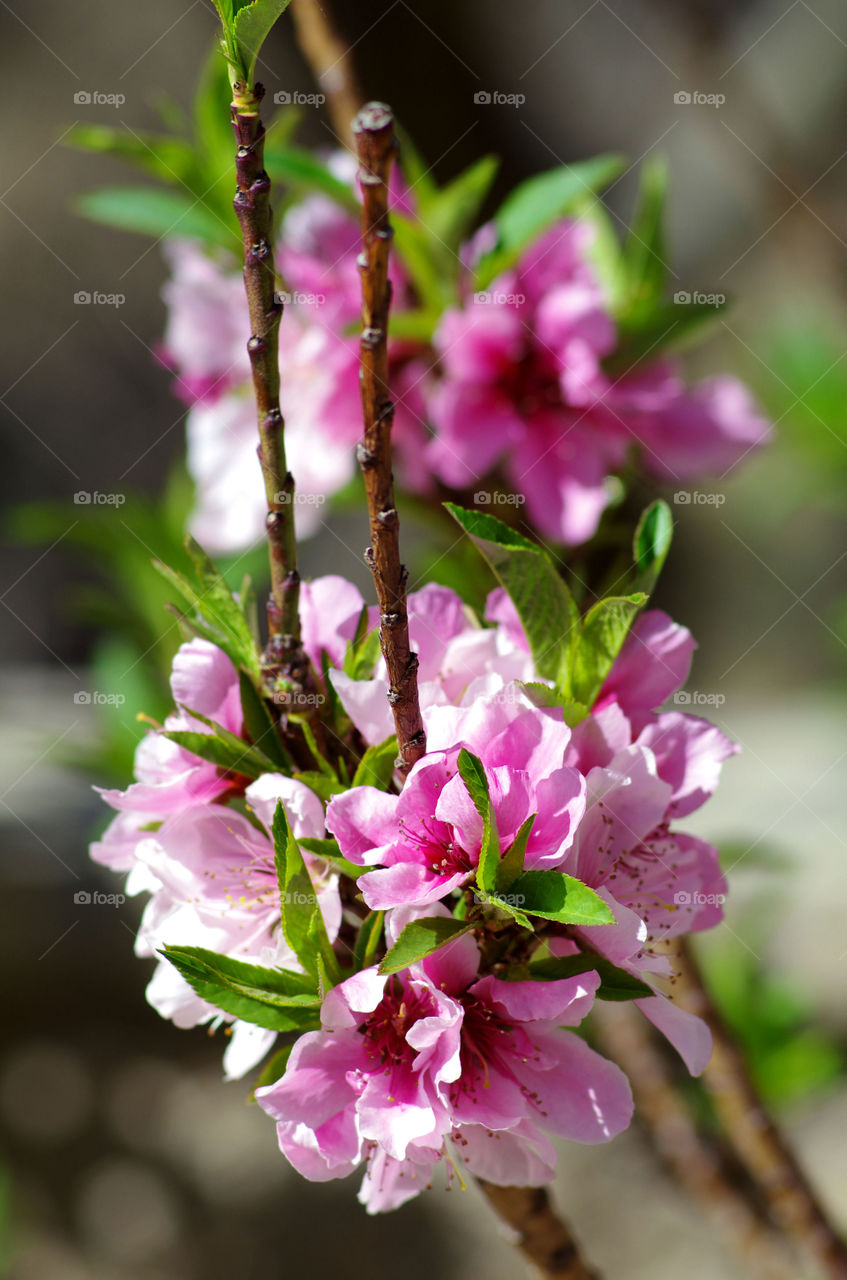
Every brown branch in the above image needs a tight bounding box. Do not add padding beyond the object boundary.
[476,1182,600,1279]
[594,1003,798,1280]
[353,102,426,776]
[676,940,847,1280]
[230,80,303,678]
[289,0,363,143]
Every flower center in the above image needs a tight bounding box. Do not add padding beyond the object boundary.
[399,815,476,878]
[362,979,436,1068]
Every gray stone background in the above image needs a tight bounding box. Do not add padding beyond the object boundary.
[1,1,847,1277]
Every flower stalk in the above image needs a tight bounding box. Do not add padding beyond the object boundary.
[230,79,304,685]
[353,102,426,776]
[676,941,847,1280]
[476,1182,600,1279]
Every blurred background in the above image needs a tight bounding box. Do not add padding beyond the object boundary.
[2,0,846,1276]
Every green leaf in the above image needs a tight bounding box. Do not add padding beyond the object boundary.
[475,155,626,289]
[509,870,615,926]
[353,736,398,790]
[445,503,578,688]
[162,727,278,779]
[272,802,338,982]
[352,910,385,972]
[632,499,673,597]
[496,814,535,891]
[67,125,196,185]
[238,669,292,770]
[154,538,261,678]
[605,298,727,374]
[526,953,654,1001]
[234,0,294,85]
[253,1042,294,1092]
[75,187,232,249]
[161,946,320,1031]
[621,157,669,316]
[378,917,475,976]
[342,624,382,681]
[392,212,454,312]
[423,155,500,252]
[294,771,347,803]
[570,594,646,707]
[473,889,533,931]
[298,838,362,882]
[457,748,500,892]
[265,145,359,211]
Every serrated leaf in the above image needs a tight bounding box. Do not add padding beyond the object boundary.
[509,870,615,926]
[163,727,277,779]
[76,187,232,248]
[161,946,319,1031]
[632,499,673,597]
[496,814,535,891]
[528,953,654,1001]
[353,736,398,790]
[458,748,500,891]
[473,889,534,931]
[378,917,475,976]
[475,155,626,289]
[571,594,646,707]
[153,541,262,678]
[445,503,578,688]
[234,0,294,84]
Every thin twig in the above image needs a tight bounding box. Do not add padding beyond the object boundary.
[230,79,303,674]
[289,0,363,142]
[353,102,426,776]
[676,940,847,1280]
[595,1002,798,1280]
[476,1182,601,1280]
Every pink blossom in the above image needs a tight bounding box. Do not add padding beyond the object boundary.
[330,582,535,746]
[327,691,585,909]
[429,221,771,544]
[256,908,632,1211]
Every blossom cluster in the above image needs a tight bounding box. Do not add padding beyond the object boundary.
[161,158,770,551]
[92,575,735,1210]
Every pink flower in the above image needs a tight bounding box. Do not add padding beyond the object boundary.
[326,691,585,909]
[330,582,536,746]
[429,221,771,544]
[256,908,632,1211]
